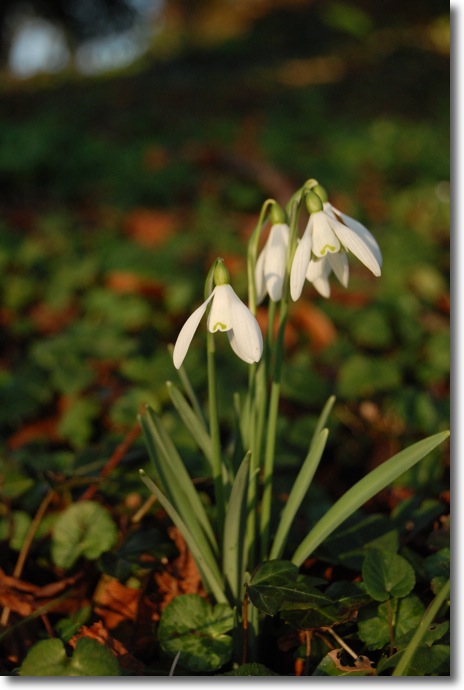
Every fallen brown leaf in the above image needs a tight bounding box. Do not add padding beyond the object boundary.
[0,568,86,617]
[291,301,338,351]
[124,209,177,248]
[153,526,205,614]
[327,649,376,675]
[93,575,142,630]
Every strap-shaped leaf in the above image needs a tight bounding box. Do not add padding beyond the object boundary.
[168,343,206,425]
[270,428,329,560]
[140,407,218,560]
[292,431,450,566]
[139,470,226,603]
[309,395,335,449]
[166,381,213,467]
[222,452,250,602]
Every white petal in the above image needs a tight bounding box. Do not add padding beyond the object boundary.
[254,248,267,305]
[207,284,233,332]
[173,291,215,369]
[290,222,312,301]
[336,209,383,268]
[311,211,341,257]
[227,330,256,363]
[264,223,289,302]
[332,219,381,276]
[312,277,331,298]
[323,201,338,219]
[306,257,332,298]
[227,289,263,363]
[327,252,349,287]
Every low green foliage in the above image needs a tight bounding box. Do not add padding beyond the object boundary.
[158,595,234,673]
[362,549,416,602]
[19,638,120,676]
[0,0,449,677]
[51,500,118,569]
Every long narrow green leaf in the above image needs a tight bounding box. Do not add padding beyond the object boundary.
[270,428,329,560]
[140,407,218,559]
[310,395,335,449]
[222,452,250,603]
[292,431,450,567]
[166,381,213,467]
[168,343,206,425]
[392,579,451,676]
[139,470,226,604]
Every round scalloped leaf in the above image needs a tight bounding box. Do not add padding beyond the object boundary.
[19,638,119,676]
[51,500,118,569]
[362,549,415,602]
[158,594,234,672]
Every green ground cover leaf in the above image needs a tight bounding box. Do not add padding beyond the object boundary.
[158,594,234,672]
[51,500,118,569]
[246,560,300,615]
[358,595,424,651]
[0,510,31,551]
[362,549,416,602]
[19,637,120,676]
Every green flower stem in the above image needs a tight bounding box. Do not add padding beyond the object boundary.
[260,297,289,559]
[243,199,277,568]
[259,197,302,560]
[207,331,225,544]
[392,579,451,676]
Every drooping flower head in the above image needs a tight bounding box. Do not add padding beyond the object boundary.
[290,184,382,301]
[173,259,263,369]
[254,203,290,304]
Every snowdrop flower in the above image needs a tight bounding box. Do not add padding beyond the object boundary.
[290,187,382,301]
[305,253,349,298]
[255,208,290,303]
[173,260,263,369]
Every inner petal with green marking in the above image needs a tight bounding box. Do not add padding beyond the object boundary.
[320,244,337,255]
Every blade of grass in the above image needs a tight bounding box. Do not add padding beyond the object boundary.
[270,428,329,560]
[139,470,226,603]
[223,452,251,603]
[292,431,450,567]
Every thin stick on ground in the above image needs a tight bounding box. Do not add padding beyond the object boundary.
[0,489,56,628]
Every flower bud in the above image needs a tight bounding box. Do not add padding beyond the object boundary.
[312,184,328,204]
[305,190,324,214]
[213,260,230,286]
[270,203,287,225]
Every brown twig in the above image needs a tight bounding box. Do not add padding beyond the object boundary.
[327,628,358,661]
[79,420,141,502]
[0,489,56,628]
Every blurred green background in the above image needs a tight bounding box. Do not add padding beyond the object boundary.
[0,0,449,502]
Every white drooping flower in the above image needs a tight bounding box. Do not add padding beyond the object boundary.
[290,189,382,301]
[305,252,349,298]
[255,222,290,303]
[173,273,263,369]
